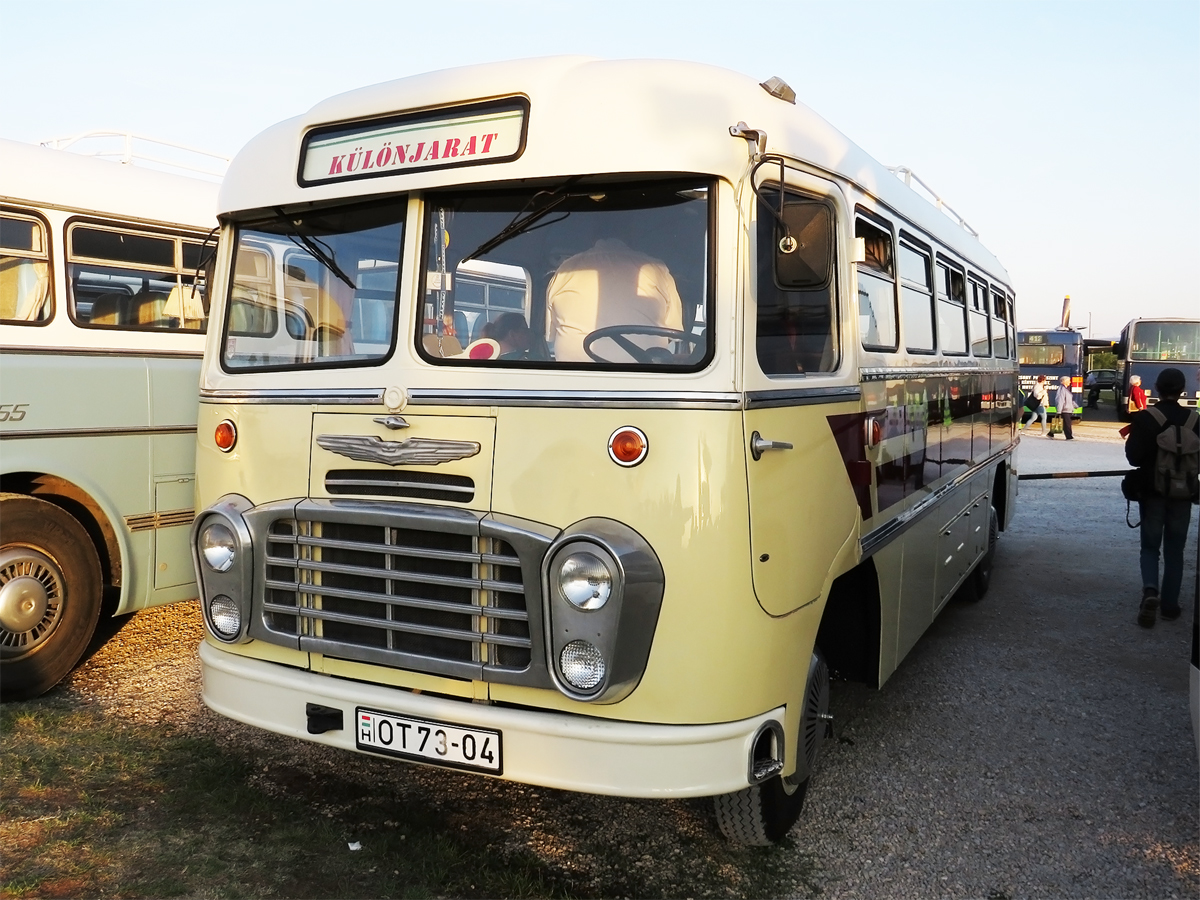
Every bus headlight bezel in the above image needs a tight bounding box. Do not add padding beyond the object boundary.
[543,520,664,704]
[190,494,254,644]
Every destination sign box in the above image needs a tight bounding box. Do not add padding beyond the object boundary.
[300,99,527,186]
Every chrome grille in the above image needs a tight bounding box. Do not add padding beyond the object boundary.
[263,517,531,676]
[324,469,475,503]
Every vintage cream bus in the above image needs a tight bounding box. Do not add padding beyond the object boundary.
[191,58,1018,844]
[0,137,220,700]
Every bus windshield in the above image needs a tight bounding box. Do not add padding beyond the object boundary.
[1131,321,1200,362]
[222,201,405,371]
[418,178,711,369]
[1018,343,1066,367]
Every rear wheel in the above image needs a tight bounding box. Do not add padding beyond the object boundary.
[0,494,102,702]
[714,649,830,845]
[968,503,1000,600]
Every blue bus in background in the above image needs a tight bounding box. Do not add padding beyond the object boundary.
[1018,328,1084,416]
[1115,318,1200,421]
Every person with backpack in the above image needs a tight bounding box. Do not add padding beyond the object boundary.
[1125,367,1200,626]
[1023,374,1049,435]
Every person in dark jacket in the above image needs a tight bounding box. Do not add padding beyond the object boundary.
[1125,367,1199,626]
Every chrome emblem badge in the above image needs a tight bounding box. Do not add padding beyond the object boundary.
[316,434,481,466]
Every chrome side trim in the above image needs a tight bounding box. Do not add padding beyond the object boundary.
[125,508,195,533]
[0,346,202,359]
[859,366,1018,381]
[744,386,861,409]
[200,388,385,405]
[0,425,197,441]
[859,446,1013,556]
[407,389,744,410]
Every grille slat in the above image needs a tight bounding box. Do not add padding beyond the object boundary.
[261,516,533,673]
[263,577,531,621]
[325,468,475,503]
[269,555,485,593]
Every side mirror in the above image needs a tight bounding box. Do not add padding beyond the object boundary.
[775,201,833,289]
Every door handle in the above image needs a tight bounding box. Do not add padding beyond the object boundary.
[750,431,794,461]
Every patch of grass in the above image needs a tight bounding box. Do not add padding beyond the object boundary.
[0,703,572,899]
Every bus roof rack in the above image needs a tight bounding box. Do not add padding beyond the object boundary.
[39,130,229,180]
[887,166,978,238]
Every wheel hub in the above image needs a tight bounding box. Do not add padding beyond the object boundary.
[0,546,65,652]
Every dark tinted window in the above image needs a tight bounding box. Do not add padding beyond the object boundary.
[72,228,175,267]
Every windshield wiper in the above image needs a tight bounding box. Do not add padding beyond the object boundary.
[460,176,583,264]
[286,229,356,291]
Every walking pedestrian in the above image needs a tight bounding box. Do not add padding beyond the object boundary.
[1023,375,1048,435]
[1050,376,1075,439]
[1125,367,1200,626]
[1128,374,1147,415]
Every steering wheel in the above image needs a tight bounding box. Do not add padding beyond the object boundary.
[582,325,704,364]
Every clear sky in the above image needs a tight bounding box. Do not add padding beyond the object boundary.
[2,0,1196,339]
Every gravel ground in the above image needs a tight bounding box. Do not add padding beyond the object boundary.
[50,420,1200,899]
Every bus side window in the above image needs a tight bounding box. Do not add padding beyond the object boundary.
[990,288,1010,358]
[855,217,897,351]
[969,277,991,357]
[755,189,838,375]
[0,212,52,324]
[899,240,935,353]
[936,260,967,355]
[69,224,210,332]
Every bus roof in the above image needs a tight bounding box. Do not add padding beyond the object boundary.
[0,138,218,229]
[220,57,1011,288]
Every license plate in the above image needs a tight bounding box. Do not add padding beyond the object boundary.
[356,707,502,774]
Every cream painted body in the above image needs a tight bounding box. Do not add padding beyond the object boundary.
[193,58,1018,799]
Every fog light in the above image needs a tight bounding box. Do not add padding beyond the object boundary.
[200,522,236,572]
[208,594,240,638]
[559,640,606,690]
[558,552,612,610]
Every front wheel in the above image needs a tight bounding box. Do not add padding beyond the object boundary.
[714,649,830,845]
[0,494,102,701]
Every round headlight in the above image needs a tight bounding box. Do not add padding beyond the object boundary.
[559,640,606,690]
[558,552,612,610]
[208,594,241,638]
[200,522,236,573]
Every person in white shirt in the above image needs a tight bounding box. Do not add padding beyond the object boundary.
[1024,374,1049,435]
[545,238,683,363]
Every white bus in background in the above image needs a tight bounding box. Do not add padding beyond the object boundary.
[0,136,222,701]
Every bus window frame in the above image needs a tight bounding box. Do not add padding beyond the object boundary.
[414,176,719,374]
[854,209,899,353]
[0,205,54,327]
[898,232,936,355]
[934,254,968,357]
[65,217,212,334]
[967,274,992,358]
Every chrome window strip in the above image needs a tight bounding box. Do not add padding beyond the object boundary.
[200,388,385,405]
[0,346,203,358]
[744,386,861,409]
[409,389,744,409]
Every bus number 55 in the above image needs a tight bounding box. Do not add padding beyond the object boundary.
[0,404,29,422]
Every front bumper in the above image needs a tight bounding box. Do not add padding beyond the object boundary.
[200,640,781,798]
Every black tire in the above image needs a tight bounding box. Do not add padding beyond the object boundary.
[0,494,102,702]
[714,650,829,845]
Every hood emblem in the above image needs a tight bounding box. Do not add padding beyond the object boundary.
[317,434,481,467]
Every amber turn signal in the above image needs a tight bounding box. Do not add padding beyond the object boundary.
[608,426,648,467]
[214,419,238,452]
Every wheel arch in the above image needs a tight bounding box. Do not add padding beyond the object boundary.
[1,471,124,594]
[815,557,882,688]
